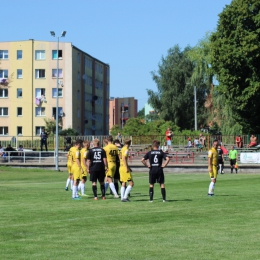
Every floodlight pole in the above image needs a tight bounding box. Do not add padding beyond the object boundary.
[122,108,124,129]
[194,85,197,131]
[50,31,66,171]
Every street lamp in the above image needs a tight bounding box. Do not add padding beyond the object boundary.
[50,31,66,171]
[121,107,126,129]
[194,86,197,131]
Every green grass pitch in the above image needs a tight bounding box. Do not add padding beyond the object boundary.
[0,166,259,260]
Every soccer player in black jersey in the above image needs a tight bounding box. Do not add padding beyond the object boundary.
[113,139,123,194]
[217,144,224,174]
[87,139,108,200]
[141,140,170,202]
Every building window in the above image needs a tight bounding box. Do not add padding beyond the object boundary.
[0,127,8,135]
[52,50,62,59]
[17,88,23,98]
[0,70,8,78]
[35,69,45,78]
[77,53,80,63]
[77,72,80,81]
[17,50,23,60]
[36,107,45,117]
[77,109,80,118]
[17,107,23,116]
[17,69,23,79]
[52,107,63,119]
[52,88,63,97]
[35,88,45,97]
[52,69,63,78]
[0,50,8,59]
[85,56,92,69]
[36,126,44,135]
[17,127,23,135]
[95,63,103,74]
[0,107,8,116]
[77,90,80,100]
[35,50,45,60]
[0,89,8,98]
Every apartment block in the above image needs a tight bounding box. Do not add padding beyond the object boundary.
[109,97,138,130]
[0,40,110,137]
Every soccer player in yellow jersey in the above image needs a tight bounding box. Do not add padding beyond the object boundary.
[103,136,119,198]
[71,139,83,200]
[78,140,90,196]
[65,143,74,191]
[208,139,219,196]
[119,139,133,202]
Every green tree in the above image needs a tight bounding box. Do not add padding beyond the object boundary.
[59,128,79,136]
[145,113,160,122]
[109,124,121,136]
[187,33,213,128]
[148,45,198,130]
[137,107,145,118]
[121,118,148,136]
[44,118,56,134]
[210,0,260,133]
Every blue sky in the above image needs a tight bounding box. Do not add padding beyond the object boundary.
[3,0,232,110]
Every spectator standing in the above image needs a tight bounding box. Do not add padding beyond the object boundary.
[165,127,173,151]
[194,137,201,151]
[40,128,48,151]
[229,146,238,173]
[116,132,122,144]
[199,133,206,151]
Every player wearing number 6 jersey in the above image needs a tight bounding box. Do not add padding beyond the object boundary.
[103,136,119,198]
[87,139,108,200]
[141,140,170,202]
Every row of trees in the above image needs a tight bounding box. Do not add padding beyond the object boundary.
[45,0,260,137]
[144,0,260,135]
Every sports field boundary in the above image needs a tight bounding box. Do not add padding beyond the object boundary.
[1,161,259,173]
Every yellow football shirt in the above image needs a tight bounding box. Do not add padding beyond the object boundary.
[104,143,118,163]
[120,145,129,166]
[208,147,218,166]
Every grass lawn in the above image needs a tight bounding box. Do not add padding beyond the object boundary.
[0,166,259,260]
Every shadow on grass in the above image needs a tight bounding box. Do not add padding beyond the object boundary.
[215,194,239,197]
[134,198,192,202]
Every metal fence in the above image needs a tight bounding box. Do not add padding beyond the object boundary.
[0,151,67,164]
[0,134,257,150]
[0,135,132,151]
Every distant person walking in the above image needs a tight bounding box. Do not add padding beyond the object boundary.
[40,128,48,151]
